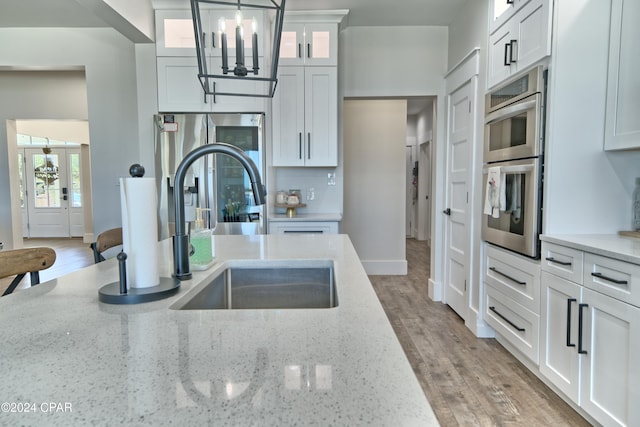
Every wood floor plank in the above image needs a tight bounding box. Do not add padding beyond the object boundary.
[369,238,590,427]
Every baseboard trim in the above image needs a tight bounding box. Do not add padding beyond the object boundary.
[84,233,94,244]
[361,260,407,275]
[428,278,442,301]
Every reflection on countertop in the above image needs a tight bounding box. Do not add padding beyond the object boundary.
[0,234,438,426]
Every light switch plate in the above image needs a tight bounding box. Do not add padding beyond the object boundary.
[328,172,336,186]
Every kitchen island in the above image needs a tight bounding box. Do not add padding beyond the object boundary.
[0,234,438,426]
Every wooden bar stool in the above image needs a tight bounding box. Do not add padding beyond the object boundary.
[90,227,123,263]
[0,247,56,296]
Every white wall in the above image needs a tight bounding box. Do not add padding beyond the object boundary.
[344,99,407,274]
[16,120,90,145]
[544,0,640,234]
[341,26,448,97]
[340,26,447,274]
[0,28,141,249]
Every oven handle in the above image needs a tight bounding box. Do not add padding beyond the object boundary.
[485,98,537,125]
[483,164,534,174]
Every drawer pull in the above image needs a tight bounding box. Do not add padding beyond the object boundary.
[489,306,525,332]
[590,272,628,285]
[545,257,572,266]
[489,267,526,286]
[578,303,588,355]
[566,298,576,347]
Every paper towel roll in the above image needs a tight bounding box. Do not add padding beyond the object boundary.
[120,177,159,288]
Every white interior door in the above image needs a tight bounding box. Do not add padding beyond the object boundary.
[24,147,84,238]
[443,81,472,319]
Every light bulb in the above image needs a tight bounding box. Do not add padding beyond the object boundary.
[235,10,242,27]
[252,17,257,34]
[219,17,226,33]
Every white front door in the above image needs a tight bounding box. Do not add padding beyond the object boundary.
[443,81,472,319]
[24,148,84,238]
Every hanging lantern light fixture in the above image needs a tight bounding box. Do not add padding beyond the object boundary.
[190,0,286,101]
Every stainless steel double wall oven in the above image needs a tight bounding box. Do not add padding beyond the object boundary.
[482,66,547,258]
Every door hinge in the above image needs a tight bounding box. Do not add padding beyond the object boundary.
[469,101,471,113]
[464,279,467,292]
[466,192,469,203]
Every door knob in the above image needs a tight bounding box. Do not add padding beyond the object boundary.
[442,208,451,216]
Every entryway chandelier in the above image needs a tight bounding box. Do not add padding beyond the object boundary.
[190,0,286,100]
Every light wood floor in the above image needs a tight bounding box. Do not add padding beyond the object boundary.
[370,238,590,427]
[0,238,94,295]
[2,237,590,425]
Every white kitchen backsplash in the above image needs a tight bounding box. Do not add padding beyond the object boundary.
[273,168,342,214]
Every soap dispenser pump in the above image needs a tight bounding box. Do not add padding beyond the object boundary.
[189,208,214,270]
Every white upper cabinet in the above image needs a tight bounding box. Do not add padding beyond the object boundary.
[156,9,264,59]
[604,0,640,150]
[278,22,338,66]
[155,9,267,112]
[272,66,337,167]
[487,0,552,89]
[490,0,531,34]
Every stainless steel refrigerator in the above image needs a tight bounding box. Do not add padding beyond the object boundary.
[154,113,265,240]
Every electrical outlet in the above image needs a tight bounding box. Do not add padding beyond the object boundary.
[328,172,336,186]
[307,188,315,201]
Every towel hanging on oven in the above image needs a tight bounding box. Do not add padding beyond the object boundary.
[484,166,505,218]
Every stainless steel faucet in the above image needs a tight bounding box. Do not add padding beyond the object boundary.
[173,143,266,280]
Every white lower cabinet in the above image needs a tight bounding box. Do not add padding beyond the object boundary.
[483,244,541,364]
[540,241,640,427]
[540,271,582,403]
[268,220,338,234]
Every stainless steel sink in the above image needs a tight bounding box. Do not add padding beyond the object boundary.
[170,261,337,310]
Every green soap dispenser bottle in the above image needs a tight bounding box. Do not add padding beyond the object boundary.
[190,208,214,269]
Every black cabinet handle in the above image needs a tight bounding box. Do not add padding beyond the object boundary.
[504,42,511,66]
[566,298,577,347]
[578,303,588,354]
[489,267,526,286]
[201,32,206,48]
[211,32,216,48]
[509,39,517,63]
[298,133,302,159]
[590,272,628,285]
[545,257,572,266]
[489,306,525,332]
[307,43,311,58]
[307,133,311,159]
[298,43,302,59]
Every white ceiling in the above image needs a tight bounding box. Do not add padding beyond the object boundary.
[0,0,469,28]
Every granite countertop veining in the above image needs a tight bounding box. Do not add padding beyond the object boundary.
[0,234,438,426]
[540,233,640,265]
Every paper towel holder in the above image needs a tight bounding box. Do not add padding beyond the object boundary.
[98,165,181,305]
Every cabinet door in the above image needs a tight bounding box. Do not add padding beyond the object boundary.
[279,23,338,66]
[272,66,305,166]
[302,23,338,66]
[512,0,551,73]
[304,67,337,167]
[604,0,640,150]
[157,57,211,112]
[279,23,305,66]
[580,288,640,427]
[540,272,582,403]
[208,57,267,113]
[487,23,515,89]
[156,10,200,56]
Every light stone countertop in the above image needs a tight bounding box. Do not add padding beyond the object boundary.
[0,234,438,426]
[268,213,343,222]
[540,234,640,265]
